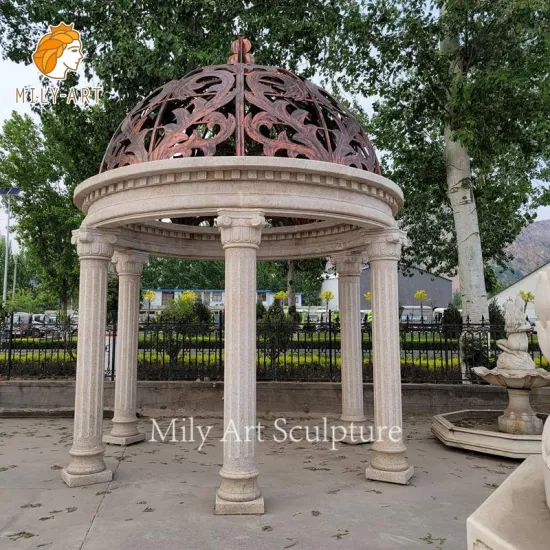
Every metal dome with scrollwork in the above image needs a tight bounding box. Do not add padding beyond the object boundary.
[100,37,381,175]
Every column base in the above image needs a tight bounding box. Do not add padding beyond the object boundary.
[324,420,372,445]
[365,465,414,485]
[61,468,113,488]
[341,422,373,445]
[103,432,146,446]
[214,494,265,515]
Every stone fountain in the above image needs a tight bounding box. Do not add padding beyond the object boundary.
[535,270,550,507]
[467,269,550,550]
[473,294,550,435]
[432,292,550,458]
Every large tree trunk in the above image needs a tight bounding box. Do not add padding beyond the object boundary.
[287,260,296,308]
[441,11,489,324]
[444,127,489,323]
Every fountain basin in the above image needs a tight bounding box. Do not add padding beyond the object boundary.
[472,367,550,389]
[431,409,548,459]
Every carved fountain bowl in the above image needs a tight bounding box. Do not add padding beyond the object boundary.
[473,367,550,390]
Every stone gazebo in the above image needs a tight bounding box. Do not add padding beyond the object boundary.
[62,38,414,513]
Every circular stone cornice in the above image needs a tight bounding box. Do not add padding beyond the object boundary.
[74,157,403,219]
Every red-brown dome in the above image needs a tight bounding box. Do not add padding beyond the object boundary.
[101,38,380,174]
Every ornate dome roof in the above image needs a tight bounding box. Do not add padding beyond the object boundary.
[101,37,380,174]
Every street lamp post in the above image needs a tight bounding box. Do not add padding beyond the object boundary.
[0,188,22,307]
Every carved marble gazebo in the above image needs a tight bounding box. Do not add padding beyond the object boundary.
[62,38,414,514]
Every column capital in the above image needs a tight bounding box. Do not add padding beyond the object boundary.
[71,228,119,260]
[112,250,149,276]
[216,209,265,248]
[365,229,408,262]
[331,252,365,277]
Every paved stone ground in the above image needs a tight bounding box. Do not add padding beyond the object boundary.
[0,414,518,550]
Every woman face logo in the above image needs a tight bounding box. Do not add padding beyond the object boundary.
[33,22,83,80]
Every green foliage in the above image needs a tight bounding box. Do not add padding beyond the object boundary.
[141,259,225,290]
[157,296,211,364]
[488,299,506,340]
[257,302,295,376]
[256,299,266,320]
[6,288,56,313]
[106,272,118,326]
[461,336,490,370]
[0,113,82,311]
[0,2,340,310]
[257,260,325,306]
[192,298,212,325]
[488,300,505,327]
[159,296,210,325]
[319,0,550,276]
[442,303,463,332]
[452,291,462,308]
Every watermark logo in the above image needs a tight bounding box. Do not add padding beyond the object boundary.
[149,417,402,452]
[15,22,102,105]
[32,22,83,80]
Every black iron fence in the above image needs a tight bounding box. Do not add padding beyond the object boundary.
[0,313,546,383]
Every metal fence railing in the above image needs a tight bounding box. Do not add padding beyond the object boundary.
[0,313,545,383]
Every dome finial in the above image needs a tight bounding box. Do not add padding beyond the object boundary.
[227,36,254,64]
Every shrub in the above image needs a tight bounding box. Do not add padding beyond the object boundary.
[158,296,212,363]
[488,299,506,340]
[256,299,266,320]
[257,302,295,377]
[442,302,462,337]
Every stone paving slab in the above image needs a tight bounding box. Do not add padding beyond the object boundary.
[0,414,518,549]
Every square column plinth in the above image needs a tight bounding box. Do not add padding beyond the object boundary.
[365,465,415,485]
[103,433,146,446]
[215,495,265,515]
[61,468,113,488]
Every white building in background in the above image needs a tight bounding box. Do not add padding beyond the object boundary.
[142,288,303,311]
[492,260,550,321]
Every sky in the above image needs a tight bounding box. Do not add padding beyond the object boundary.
[0,55,549,249]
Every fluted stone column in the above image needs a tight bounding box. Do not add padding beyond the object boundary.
[215,209,265,515]
[62,228,118,487]
[332,252,369,444]
[104,250,149,446]
[365,230,414,484]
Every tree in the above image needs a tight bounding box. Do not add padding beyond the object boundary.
[157,293,211,365]
[257,301,295,378]
[488,299,506,339]
[519,290,535,313]
[414,289,430,322]
[141,259,225,290]
[0,113,82,313]
[0,240,39,300]
[320,289,334,312]
[257,259,326,307]
[320,0,550,323]
[0,1,342,310]
[273,290,288,306]
[143,290,155,317]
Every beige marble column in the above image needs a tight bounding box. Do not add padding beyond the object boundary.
[332,252,369,444]
[62,228,118,487]
[104,250,149,446]
[365,230,414,484]
[215,209,265,515]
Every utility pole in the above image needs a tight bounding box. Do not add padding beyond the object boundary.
[0,188,21,307]
[2,198,10,305]
[12,253,17,302]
